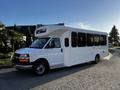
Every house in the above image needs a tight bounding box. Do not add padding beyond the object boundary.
[5,25,36,35]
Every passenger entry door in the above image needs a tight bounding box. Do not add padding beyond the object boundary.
[45,38,64,66]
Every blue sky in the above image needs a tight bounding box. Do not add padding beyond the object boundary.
[0,0,120,32]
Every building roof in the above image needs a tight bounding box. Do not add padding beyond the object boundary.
[6,25,36,35]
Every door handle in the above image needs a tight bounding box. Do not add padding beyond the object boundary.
[61,48,63,52]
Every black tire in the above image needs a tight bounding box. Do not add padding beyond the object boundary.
[32,61,48,76]
[94,55,100,64]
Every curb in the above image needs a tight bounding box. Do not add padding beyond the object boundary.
[103,53,113,60]
[0,65,14,69]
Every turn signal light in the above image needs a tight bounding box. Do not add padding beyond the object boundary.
[19,59,29,63]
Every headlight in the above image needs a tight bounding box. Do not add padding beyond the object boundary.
[19,54,29,59]
[19,54,29,63]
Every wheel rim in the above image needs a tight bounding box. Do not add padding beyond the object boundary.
[36,64,45,75]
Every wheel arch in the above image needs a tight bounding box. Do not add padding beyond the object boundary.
[95,53,100,59]
[33,58,50,70]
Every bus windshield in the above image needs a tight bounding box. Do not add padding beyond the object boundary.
[29,38,50,49]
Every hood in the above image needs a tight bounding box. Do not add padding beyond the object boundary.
[15,48,40,54]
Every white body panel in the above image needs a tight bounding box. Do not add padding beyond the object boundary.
[16,47,64,67]
[62,30,108,66]
[15,25,109,69]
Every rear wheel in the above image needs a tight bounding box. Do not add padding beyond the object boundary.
[94,55,100,64]
[33,61,48,76]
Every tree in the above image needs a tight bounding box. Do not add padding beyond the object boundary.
[25,27,32,47]
[0,22,6,52]
[0,21,5,30]
[0,23,24,52]
[109,25,119,45]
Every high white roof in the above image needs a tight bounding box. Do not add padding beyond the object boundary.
[35,25,107,37]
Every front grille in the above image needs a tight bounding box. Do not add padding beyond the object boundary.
[12,53,31,65]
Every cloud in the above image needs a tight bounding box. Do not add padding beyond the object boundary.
[67,22,94,30]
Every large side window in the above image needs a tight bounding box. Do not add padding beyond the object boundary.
[71,32,77,47]
[87,33,94,46]
[100,35,107,45]
[78,32,86,47]
[45,38,61,48]
[65,38,69,47]
[94,35,100,46]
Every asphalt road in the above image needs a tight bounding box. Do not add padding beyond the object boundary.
[0,49,120,90]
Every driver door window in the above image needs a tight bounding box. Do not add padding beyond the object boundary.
[45,38,61,48]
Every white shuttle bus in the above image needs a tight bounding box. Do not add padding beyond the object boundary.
[12,24,109,75]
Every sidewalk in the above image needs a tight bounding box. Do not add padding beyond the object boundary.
[0,64,14,69]
[0,67,15,74]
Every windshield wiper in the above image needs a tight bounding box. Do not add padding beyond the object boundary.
[29,47,41,49]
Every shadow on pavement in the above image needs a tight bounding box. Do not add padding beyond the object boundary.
[0,62,95,90]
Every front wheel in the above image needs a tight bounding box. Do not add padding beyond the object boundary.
[32,61,47,76]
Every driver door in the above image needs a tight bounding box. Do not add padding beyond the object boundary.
[45,38,64,66]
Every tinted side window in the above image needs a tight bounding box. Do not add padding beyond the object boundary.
[71,32,77,47]
[87,34,94,46]
[65,38,69,47]
[45,38,61,48]
[103,35,107,45]
[78,32,86,47]
[94,35,100,46]
[100,35,107,45]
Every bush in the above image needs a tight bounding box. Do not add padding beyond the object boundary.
[0,52,12,59]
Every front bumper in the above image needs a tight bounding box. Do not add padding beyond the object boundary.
[12,53,33,70]
[16,65,32,70]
